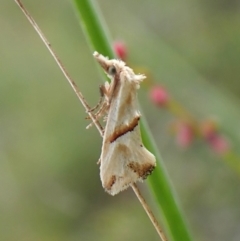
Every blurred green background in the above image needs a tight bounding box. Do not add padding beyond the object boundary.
[1,0,240,240]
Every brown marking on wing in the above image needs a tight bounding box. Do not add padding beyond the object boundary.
[116,143,131,156]
[128,161,155,179]
[108,116,140,143]
[105,175,116,190]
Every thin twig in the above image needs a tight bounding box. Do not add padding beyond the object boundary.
[131,183,168,241]
[15,1,167,240]
[14,0,103,136]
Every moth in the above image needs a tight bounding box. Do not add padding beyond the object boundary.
[92,52,156,195]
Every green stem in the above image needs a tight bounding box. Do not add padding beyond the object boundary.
[73,0,114,57]
[73,0,192,240]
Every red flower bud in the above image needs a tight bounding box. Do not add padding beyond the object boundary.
[113,41,127,60]
[207,134,230,155]
[149,85,169,107]
[200,119,218,139]
[175,122,194,148]
[200,119,230,155]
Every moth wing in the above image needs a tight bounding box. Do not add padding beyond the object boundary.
[102,70,142,140]
[100,125,156,195]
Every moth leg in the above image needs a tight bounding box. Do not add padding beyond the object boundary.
[86,83,110,129]
[103,114,108,122]
[97,158,101,165]
[94,100,109,118]
[86,85,105,114]
[101,82,110,99]
[86,101,109,129]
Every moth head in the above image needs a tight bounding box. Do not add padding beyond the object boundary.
[93,51,146,85]
[93,51,125,78]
